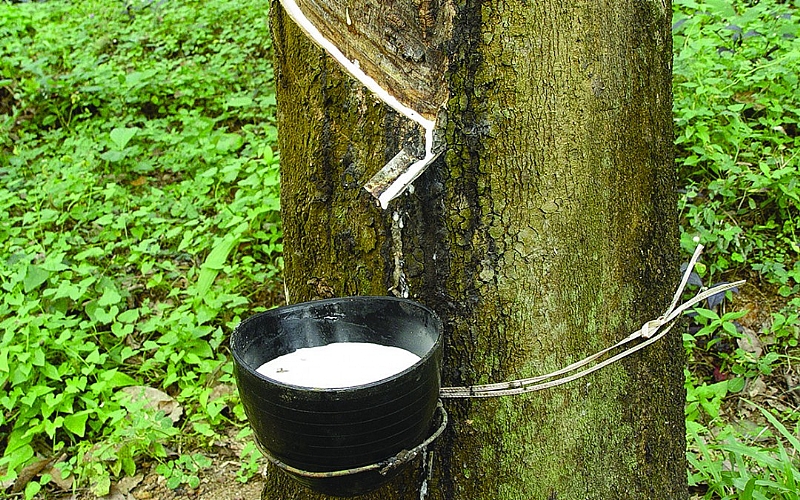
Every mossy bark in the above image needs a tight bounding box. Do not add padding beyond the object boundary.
[265,0,686,498]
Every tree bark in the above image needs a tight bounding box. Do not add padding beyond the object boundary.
[265,0,686,498]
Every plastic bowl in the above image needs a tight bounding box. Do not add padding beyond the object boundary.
[231,296,443,496]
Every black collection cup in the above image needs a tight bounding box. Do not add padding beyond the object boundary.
[231,296,443,496]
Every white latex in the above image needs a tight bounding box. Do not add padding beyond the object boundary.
[256,342,421,388]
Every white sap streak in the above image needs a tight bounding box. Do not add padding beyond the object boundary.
[278,0,434,131]
[256,342,421,388]
[378,125,435,209]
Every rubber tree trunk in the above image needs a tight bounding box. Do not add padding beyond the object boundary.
[264,0,686,498]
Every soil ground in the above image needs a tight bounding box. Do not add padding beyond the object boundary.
[99,466,264,500]
[47,455,268,500]
[37,408,271,500]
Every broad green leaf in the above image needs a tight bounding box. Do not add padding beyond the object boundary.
[741,477,755,500]
[2,440,34,476]
[25,479,42,499]
[42,363,60,381]
[196,304,217,325]
[50,281,81,301]
[102,369,137,388]
[111,321,134,338]
[215,133,244,153]
[225,96,253,107]
[97,287,122,307]
[705,0,735,16]
[726,377,745,392]
[195,271,218,300]
[693,308,720,321]
[109,127,139,150]
[84,300,119,324]
[195,234,239,298]
[124,69,156,88]
[86,348,102,365]
[154,463,172,476]
[91,475,111,496]
[117,308,140,323]
[24,265,50,293]
[41,254,69,272]
[720,310,748,322]
[203,234,239,270]
[100,150,127,162]
[166,475,182,489]
[193,422,215,437]
[64,411,89,437]
[98,305,118,324]
[44,415,64,439]
[195,453,212,468]
[722,321,738,336]
[199,167,218,178]
[32,349,45,367]
[186,340,213,359]
[120,346,137,362]
[74,247,105,261]
[121,456,136,477]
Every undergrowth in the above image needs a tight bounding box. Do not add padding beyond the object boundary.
[675,0,800,498]
[674,0,799,290]
[0,0,280,497]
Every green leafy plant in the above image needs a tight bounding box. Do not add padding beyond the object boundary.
[687,405,800,500]
[156,453,211,490]
[0,0,281,495]
[768,304,800,348]
[686,370,737,423]
[236,432,264,483]
[674,0,800,287]
[692,306,749,344]
[684,296,800,498]
[675,4,800,495]
[155,453,213,490]
[1,0,798,497]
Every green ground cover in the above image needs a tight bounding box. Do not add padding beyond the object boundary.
[1,0,281,497]
[0,0,797,498]
[674,1,800,498]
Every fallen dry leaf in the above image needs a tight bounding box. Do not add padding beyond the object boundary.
[98,484,134,500]
[210,383,234,402]
[121,386,183,423]
[786,372,800,405]
[748,376,767,398]
[733,418,771,443]
[45,465,74,491]
[737,327,763,358]
[10,456,52,493]
[41,454,73,491]
[765,397,791,414]
[116,473,144,494]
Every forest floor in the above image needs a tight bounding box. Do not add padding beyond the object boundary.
[44,424,269,500]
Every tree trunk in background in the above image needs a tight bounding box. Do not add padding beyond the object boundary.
[265,0,686,498]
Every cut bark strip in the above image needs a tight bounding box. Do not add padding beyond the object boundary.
[281,0,452,122]
[275,0,450,207]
